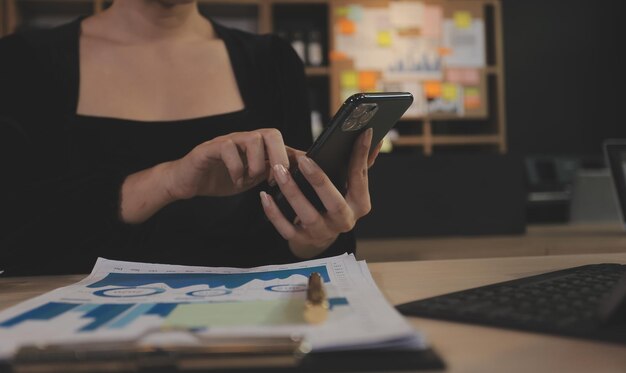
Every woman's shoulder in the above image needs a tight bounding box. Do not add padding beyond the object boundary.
[0,18,80,67]
[211,20,300,66]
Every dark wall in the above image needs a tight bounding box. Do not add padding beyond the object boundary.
[502,0,625,157]
[358,154,526,238]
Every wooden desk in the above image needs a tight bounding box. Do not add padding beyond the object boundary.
[1,253,626,372]
[357,223,626,262]
[370,253,626,373]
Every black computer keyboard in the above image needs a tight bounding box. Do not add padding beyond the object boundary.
[396,263,626,344]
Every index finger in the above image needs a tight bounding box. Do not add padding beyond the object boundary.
[259,128,290,169]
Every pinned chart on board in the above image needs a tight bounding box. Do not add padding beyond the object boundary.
[0,254,426,360]
[333,1,487,118]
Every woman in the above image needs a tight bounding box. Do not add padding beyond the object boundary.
[0,0,380,275]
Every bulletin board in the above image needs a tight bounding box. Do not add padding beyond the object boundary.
[330,0,492,121]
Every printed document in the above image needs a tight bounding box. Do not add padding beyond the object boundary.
[0,254,426,359]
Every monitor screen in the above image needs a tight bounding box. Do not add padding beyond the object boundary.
[605,141,626,226]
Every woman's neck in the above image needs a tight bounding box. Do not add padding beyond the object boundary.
[104,0,213,42]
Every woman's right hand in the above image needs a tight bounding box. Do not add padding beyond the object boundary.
[120,128,293,224]
[164,128,292,200]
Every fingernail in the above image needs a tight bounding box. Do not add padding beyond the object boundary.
[236,177,244,188]
[273,164,289,184]
[298,156,315,175]
[363,128,373,147]
[260,191,271,207]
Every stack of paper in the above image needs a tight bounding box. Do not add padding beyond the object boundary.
[0,254,426,359]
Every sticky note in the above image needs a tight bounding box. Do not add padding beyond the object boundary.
[377,31,392,47]
[424,81,442,99]
[422,5,443,38]
[347,5,363,21]
[338,19,356,35]
[438,47,452,57]
[442,83,458,101]
[164,300,306,327]
[464,87,481,109]
[454,11,472,29]
[335,6,349,18]
[340,70,358,89]
[330,50,348,61]
[358,71,378,91]
[446,68,480,85]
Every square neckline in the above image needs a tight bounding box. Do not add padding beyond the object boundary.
[73,16,249,124]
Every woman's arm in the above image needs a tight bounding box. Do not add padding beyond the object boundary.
[119,129,291,223]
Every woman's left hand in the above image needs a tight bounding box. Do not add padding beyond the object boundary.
[260,128,382,259]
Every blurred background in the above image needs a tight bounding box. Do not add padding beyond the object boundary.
[1,0,625,260]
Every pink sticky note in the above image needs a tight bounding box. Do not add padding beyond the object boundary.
[422,5,443,39]
[446,68,481,85]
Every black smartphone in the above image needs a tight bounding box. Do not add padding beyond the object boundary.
[270,92,413,223]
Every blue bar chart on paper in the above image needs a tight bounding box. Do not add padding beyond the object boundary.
[0,255,423,360]
[0,263,352,331]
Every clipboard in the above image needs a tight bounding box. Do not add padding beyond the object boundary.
[4,327,445,372]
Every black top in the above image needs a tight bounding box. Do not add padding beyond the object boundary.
[0,18,354,276]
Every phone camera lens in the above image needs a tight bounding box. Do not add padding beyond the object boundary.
[342,117,360,131]
[343,103,378,131]
[358,105,378,124]
[351,104,369,118]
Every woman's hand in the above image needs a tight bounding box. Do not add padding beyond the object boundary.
[165,128,292,199]
[259,128,383,259]
[120,128,293,224]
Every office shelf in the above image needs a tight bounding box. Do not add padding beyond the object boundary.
[0,0,507,156]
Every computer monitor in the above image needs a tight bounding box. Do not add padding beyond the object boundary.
[569,168,620,224]
[604,140,626,229]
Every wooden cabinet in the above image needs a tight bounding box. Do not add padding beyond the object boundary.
[0,0,506,155]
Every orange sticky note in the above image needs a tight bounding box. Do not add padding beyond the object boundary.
[330,50,348,61]
[464,87,481,109]
[438,47,452,57]
[338,19,356,35]
[358,71,378,91]
[424,81,442,99]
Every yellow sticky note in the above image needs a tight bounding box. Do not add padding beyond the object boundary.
[335,6,349,18]
[454,11,472,29]
[358,71,378,91]
[377,31,392,47]
[465,87,480,97]
[340,71,358,89]
[442,83,458,101]
[338,19,356,35]
[424,81,442,99]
